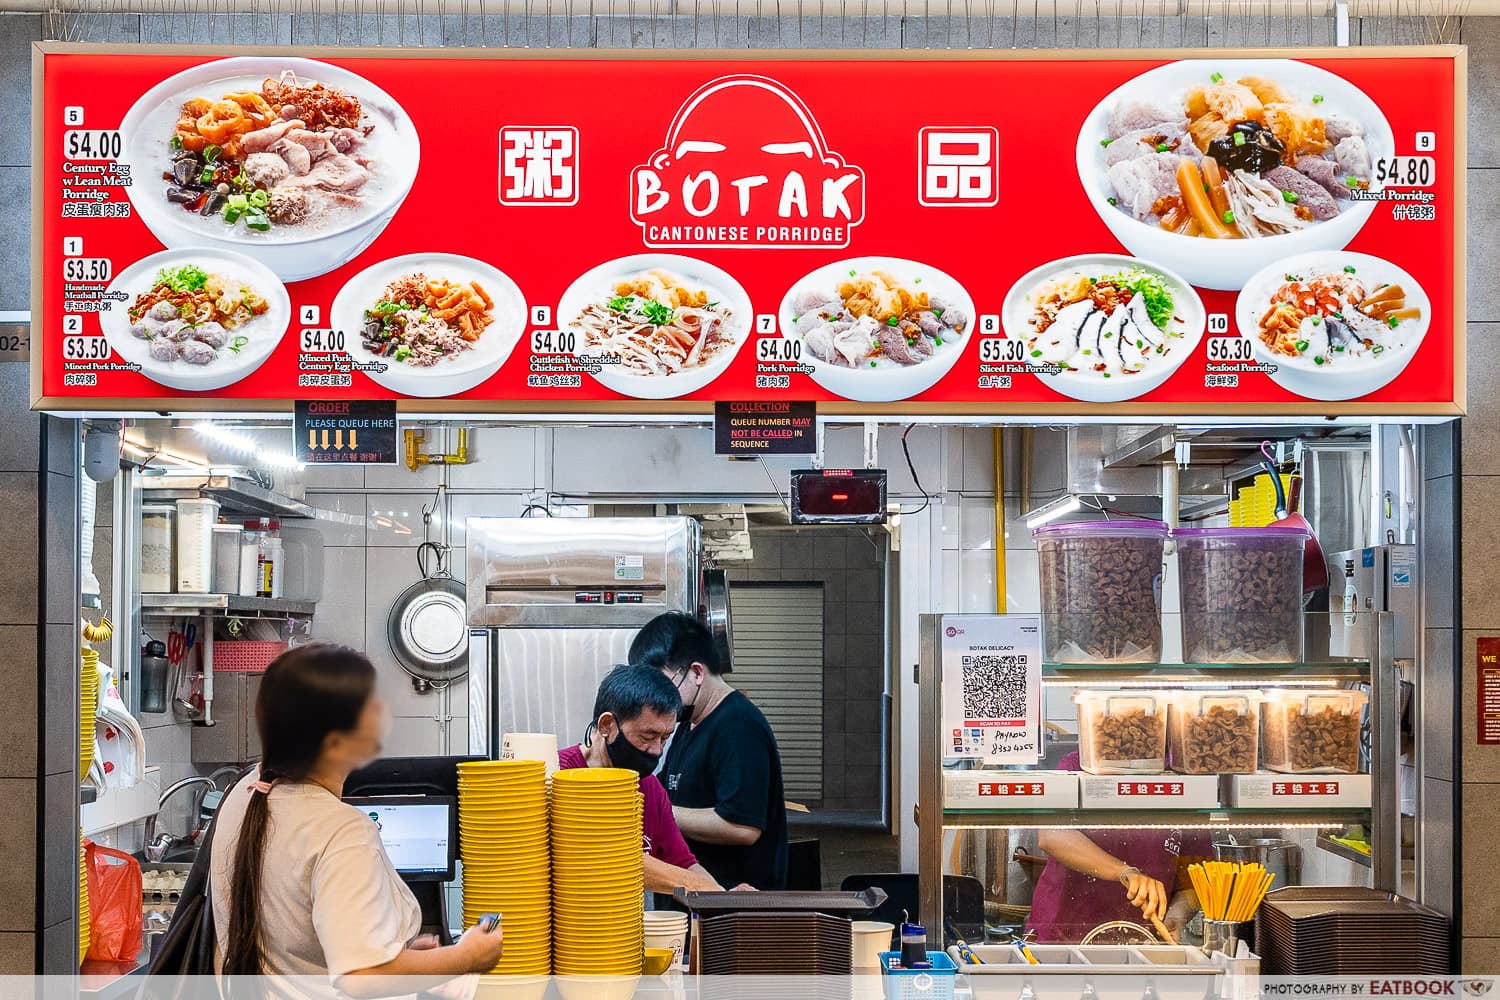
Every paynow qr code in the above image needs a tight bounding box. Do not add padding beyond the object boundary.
[961,654,1028,720]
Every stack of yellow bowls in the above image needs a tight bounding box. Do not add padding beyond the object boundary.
[80,649,99,776]
[78,832,90,965]
[457,760,551,975]
[550,767,645,976]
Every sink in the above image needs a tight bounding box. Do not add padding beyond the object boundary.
[132,847,199,866]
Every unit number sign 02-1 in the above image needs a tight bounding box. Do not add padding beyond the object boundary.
[940,615,1043,764]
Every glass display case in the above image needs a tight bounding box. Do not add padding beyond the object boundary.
[916,611,1400,949]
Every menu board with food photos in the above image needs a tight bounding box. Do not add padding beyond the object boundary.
[32,44,1464,415]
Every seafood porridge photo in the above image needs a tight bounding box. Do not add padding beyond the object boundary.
[1003,254,1204,403]
[558,255,752,400]
[100,248,291,391]
[1076,59,1393,289]
[120,57,420,281]
[1235,251,1430,401]
[777,257,975,402]
[332,253,527,398]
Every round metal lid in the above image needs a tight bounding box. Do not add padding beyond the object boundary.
[387,577,469,683]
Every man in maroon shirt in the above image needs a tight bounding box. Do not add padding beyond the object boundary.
[1026,752,1209,943]
[558,663,737,894]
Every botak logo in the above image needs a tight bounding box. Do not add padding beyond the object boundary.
[630,75,866,250]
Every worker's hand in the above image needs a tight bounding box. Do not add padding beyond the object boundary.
[1164,893,1199,941]
[456,921,505,973]
[731,883,758,891]
[1119,870,1168,922]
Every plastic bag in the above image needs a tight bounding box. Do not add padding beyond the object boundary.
[84,839,143,962]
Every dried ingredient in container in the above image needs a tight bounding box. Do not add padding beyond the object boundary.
[1077,692,1168,774]
[1264,702,1362,773]
[1177,528,1306,663]
[1261,689,1365,773]
[1035,521,1167,664]
[1169,695,1260,774]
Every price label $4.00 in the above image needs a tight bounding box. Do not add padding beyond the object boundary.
[530,330,578,356]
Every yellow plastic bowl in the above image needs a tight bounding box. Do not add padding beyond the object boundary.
[642,949,675,976]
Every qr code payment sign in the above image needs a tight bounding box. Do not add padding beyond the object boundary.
[919,127,999,207]
[961,653,1029,721]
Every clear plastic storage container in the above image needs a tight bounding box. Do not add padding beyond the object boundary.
[1034,520,1168,664]
[1168,690,1262,774]
[1075,691,1168,774]
[141,504,176,594]
[1261,688,1367,773]
[1175,526,1308,663]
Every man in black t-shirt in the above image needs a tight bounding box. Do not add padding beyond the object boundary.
[630,612,789,892]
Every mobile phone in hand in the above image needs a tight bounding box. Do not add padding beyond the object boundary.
[477,913,501,933]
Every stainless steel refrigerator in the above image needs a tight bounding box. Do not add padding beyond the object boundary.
[465,516,701,756]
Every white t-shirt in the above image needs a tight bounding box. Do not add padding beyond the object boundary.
[210,770,422,992]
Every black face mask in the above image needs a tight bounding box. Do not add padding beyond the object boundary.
[605,730,662,778]
[677,701,695,725]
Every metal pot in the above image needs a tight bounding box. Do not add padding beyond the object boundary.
[1213,836,1303,888]
[387,576,469,690]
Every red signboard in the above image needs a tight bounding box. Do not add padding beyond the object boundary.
[31,45,1465,415]
[977,782,1047,797]
[1270,781,1342,795]
[1479,637,1500,746]
[1116,782,1188,796]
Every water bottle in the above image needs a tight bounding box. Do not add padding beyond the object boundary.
[140,640,170,714]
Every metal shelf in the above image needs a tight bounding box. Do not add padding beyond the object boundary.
[141,593,315,618]
[942,806,1371,829]
[1044,660,1371,680]
[1316,832,1374,868]
[142,475,313,519]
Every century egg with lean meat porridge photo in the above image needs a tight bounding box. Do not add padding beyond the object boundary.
[777,257,975,403]
[99,248,291,392]
[1076,59,1393,290]
[119,57,420,281]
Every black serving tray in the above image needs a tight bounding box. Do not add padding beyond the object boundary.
[673,887,888,915]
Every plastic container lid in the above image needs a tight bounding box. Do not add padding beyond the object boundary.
[1033,519,1170,539]
[1173,525,1308,537]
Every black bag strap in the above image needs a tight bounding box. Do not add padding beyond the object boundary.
[145,765,256,976]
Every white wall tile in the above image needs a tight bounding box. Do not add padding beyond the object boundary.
[302,465,365,490]
[941,559,960,612]
[308,546,366,650]
[1003,549,1041,614]
[366,495,432,547]
[939,498,960,548]
[1000,496,1036,551]
[302,493,367,547]
[365,426,447,489]
[959,549,998,614]
[960,495,997,551]
[384,715,444,758]
[959,428,997,493]
[447,493,529,553]
[446,428,540,491]
[363,547,450,718]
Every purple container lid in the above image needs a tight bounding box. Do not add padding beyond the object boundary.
[1173,526,1309,537]
[1032,519,1169,539]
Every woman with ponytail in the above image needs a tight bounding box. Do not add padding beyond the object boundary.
[210,644,503,995]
